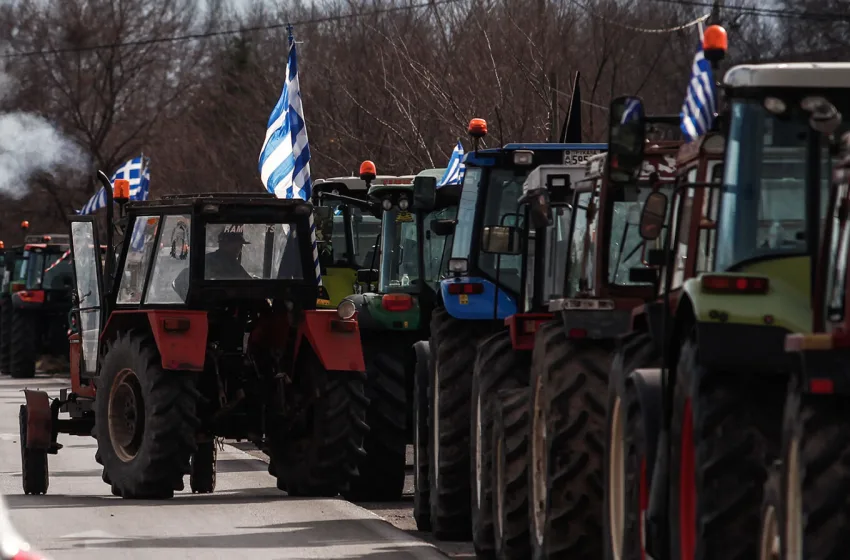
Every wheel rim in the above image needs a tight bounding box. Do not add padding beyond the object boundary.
[608,396,625,560]
[785,434,803,560]
[760,500,780,560]
[494,434,505,546]
[432,358,440,489]
[475,390,483,510]
[532,371,548,547]
[679,398,696,560]
[108,368,145,462]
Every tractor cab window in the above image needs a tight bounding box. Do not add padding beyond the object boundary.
[352,207,382,269]
[146,215,191,304]
[379,208,419,292]
[24,249,73,290]
[478,168,531,295]
[118,216,160,305]
[11,253,27,285]
[202,222,304,281]
[543,205,572,301]
[567,191,593,295]
[451,166,483,262]
[716,98,846,270]
[422,205,458,288]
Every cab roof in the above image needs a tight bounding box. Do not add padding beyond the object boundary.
[127,192,311,211]
[724,63,850,89]
[314,175,416,192]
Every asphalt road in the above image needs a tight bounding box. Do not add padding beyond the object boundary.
[0,376,448,560]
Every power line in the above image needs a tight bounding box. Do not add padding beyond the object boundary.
[571,0,710,33]
[2,0,467,59]
[651,0,850,22]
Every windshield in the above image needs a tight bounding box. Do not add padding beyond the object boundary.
[715,98,846,270]
[203,223,303,280]
[320,204,381,269]
[450,166,483,261]
[609,185,674,285]
[24,249,72,290]
[479,169,530,294]
[379,209,419,292]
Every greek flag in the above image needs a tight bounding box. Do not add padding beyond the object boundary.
[680,41,716,142]
[437,141,464,188]
[78,156,150,215]
[258,40,320,284]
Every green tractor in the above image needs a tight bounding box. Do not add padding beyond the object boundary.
[342,163,460,502]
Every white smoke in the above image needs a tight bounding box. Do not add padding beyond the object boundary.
[0,69,88,198]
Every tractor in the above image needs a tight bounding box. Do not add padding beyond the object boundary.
[18,172,369,499]
[599,34,850,560]
[414,116,606,542]
[342,165,460,502]
[756,99,850,559]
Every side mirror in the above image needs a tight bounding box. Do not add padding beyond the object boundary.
[481,225,522,255]
[430,219,456,236]
[639,192,668,241]
[413,176,437,211]
[528,189,552,229]
[606,96,647,185]
[356,268,379,283]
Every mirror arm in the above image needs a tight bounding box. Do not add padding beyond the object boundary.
[316,191,377,212]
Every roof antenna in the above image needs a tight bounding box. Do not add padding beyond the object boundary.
[494,106,505,148]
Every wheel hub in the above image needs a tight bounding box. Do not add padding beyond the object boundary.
[108,368,145,462]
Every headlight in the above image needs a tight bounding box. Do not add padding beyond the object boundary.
[382,198,393,211]
[337,299,356,320]
[398,197,410,211]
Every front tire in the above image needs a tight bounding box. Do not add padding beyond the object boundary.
[19,405,48,495]
[95,332,199,499]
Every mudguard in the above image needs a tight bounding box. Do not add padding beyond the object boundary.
[297,309,366,372]
[24,390,52,451]
[625,368,663,485]
[440,276,517,320]
[102,310,208,371]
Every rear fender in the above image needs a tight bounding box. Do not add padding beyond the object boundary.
[505,313,553,350]
[102,310,208,371]
[624,368,663,484]
[295,309,365,372]
[559,308,631,339]
[24,390,53,451]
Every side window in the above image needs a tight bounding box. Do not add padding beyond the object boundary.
[544,205,571,301]
[697,162,723,273]
[671,169,698,289]
[422,206,457,284]
[826,183,850,326]
[566,191,593,295]
[118,216,160,304]
[146,215,192,304]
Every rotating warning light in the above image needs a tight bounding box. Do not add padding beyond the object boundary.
[359,161,377,182]
[468,118,488,139]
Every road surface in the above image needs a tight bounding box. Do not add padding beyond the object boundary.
[0,376,449,559]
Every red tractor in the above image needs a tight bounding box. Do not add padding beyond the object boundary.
[19,173,368,499]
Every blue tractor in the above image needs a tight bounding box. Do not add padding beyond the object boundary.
[411,116,605,541]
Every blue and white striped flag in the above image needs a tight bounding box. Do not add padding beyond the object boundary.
[437,141,464,188]
[78,156,150,215]
[680,41,716,142]
[258,40,320,284]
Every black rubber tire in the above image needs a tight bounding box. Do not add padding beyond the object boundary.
[19,405,48,495]
[604,332,658,560]
[0,296,12,374]
[429,307,489,541]
[269,346,368,497]
[10,309,37,379]
[529,322,611,560]
[778,376,850,559]
[471,330,531,558]
[413,343,432,531]
[344,345,407,502]
[190,441,217,494]
[95,332,199,499]
[668,337,785,560]
[492,387,531,560]
[758,464,781,560]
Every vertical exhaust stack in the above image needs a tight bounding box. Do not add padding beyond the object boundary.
[560,72,582,144]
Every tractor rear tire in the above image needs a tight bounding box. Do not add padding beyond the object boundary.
[429,307,488,541]
[471,330,531,558]
[0,296,9,374]
[668,337,785,560]
[758,464,781,560]
[95,332,199,499]
[778,376,850,559]
[492,388,532,560]
[529,323,611,560]
[604,332,658,560]
[10,309,37,379]
[270,347,368,497]
[19,405,48,495]
[413,344,432,531]
[190,441,217,494]
[344,346,407,502]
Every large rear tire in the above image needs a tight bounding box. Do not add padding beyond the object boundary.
[668,337,785,560]
[413,343,432,531]
[19,405,48,495]
[529,323,611,560]
[270,346,368,497]
[492,387,532,560]
[0,296,12,374]
[471,330,530,558]
[95,332,199,499]
[344,345,407,502]
[429,307,488,541]
[604,332,658,560]
[10,309,37,379]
